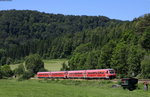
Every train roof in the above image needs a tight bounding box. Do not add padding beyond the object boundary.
[51,71,66,73]
[68,70,85,73]
[67,69,114,71]
[37,69,115,74]
[37,72,50,74]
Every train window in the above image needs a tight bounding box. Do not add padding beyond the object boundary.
[98,72,104,74]
[52,73,64,75]
[69,73,83,74]
[109,70,115,74]
[88,72,97,74]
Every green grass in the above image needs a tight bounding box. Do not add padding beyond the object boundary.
[0,79,149,97]
[43,59,68,71]
[10,63,20,70]
[10,59,68,71]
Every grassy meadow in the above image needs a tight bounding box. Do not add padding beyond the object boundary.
[43,59,68,71]
[0,79,149,97]
[7,59,150,97]
[10,59,68,71]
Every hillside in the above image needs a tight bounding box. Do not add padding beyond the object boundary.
[0,10,117,59]
[0,10,150,78]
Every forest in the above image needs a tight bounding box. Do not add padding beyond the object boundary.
[0,10,150,78]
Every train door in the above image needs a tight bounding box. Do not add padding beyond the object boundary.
[49,72,51,78]
[84,70,86,79]
[65,72,68,78]
[105,71,109,79]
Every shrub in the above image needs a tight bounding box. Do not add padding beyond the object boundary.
[14,64,25,76]
[25,54,44,74]
[19,71,34,80]
[1,65,13,78]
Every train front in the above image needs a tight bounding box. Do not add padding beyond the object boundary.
[107,69,116,79]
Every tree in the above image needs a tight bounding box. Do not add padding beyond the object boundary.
[25,54,44,74]
[6,57,13,65]
[14,64,25,76]
[141,55,150,78]
[0,57,6,65]
[1,65,13,78]
[127,46,144,77]
[60,62,69,71]
[85,51,100,69]
[20,71,34,80]
[98,41,116,68]
[141,27,150,51]
[0,66,2,79]
[111,42,128,77]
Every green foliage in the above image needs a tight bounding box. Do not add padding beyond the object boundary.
[0,66,2,79]
[60,62,69,71]
[68,53,87,70]
[0,10,111,62]
[98,40,116,68]
[25,54,44,74]
[0,49,6,60]
[0,57,6,65]
[110,42,128,75]
[0,10,150,78]
[1,65,13,78]
[127,46,144,77]
[19,71,34,80]
[14,64,25,76]
[141,27,150,50]
[73,43,92,54]
[85,50,100,69]
[141,55,150,78]
[6,57,13,65]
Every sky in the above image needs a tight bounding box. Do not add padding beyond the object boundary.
[0,0,150,21]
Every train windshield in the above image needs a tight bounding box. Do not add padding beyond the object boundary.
[109,70,115,74]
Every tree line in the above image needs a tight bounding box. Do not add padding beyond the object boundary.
[68,14,150,78]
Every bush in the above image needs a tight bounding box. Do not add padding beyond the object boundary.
[25,54,44,74]
[38,68,48,72]
[60,62,69,71]
[19,71,34,80]
[14,64,25,76]
[1,65,13,78]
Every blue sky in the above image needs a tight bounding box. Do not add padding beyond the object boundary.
[0,0,150,20]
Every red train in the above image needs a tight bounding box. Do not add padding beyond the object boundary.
[37,69,116,79]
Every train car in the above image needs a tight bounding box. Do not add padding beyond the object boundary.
[37,69,116,79]
[37,72,51,78]
[86,69,116,79]
[67,70,86,79]
[51,71,67,78]
[108,69,116,79]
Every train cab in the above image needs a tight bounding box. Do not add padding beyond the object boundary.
[106,69,116,79]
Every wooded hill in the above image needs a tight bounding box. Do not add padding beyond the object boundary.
[0,10,150,78]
